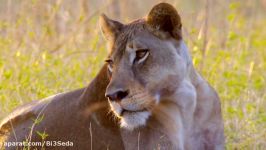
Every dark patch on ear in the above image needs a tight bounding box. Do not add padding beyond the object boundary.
[147,3,182,40]
[99,14,124,41]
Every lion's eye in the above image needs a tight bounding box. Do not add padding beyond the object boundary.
[105,59,113,73]
[135,49,149,64]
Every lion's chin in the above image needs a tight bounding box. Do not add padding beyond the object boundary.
[120,111,151,130]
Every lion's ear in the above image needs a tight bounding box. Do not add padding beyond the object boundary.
[146,3,182,40]
[99,14,124,41]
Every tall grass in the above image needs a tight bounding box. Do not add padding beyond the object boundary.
[0,0,265,149]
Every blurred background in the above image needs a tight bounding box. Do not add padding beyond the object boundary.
[0,0,265,149]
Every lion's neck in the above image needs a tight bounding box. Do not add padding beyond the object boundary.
[149,40,211,149]
[120,117,175,149]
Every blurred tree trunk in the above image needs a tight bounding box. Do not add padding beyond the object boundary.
[262,0,266,8]
[107,0,121,19]
[220,0,229,48]
[199,0,210,71]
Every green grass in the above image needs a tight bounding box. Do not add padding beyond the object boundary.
[0,0,265,149]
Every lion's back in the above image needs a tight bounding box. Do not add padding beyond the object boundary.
[0,88,86,149]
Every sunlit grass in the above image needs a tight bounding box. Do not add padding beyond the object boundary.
[0,0,265,149]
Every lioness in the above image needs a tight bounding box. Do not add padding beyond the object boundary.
[0,3,224,150]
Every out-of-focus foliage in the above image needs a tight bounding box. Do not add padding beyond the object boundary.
[0,0,265,149]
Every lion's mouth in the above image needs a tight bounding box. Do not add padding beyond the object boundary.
[109,103,151,129]
[120,108,148,116]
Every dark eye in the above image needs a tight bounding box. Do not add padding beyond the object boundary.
[135,49,149,63]
[105,59,113,72]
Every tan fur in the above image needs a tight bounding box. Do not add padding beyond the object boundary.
[0,66,125,149]
[102,2,225,150]
[0,3,224,150]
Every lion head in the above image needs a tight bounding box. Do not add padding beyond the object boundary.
[100,3,192,130]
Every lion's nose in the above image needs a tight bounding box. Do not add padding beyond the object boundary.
[105,90,129,102]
